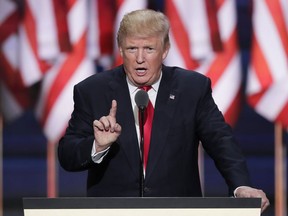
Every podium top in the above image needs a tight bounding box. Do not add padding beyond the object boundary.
[23,197,261,209]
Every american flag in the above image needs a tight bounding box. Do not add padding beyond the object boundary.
[35,0,95,143]
[246,0,288,128]
[165,0,242,126]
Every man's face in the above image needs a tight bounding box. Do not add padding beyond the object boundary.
[119,35,169,87]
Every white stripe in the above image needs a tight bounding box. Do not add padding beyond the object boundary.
[280,0,288,30]
[68,0,87,44]
[256,74,288,121]
[2,34,18,70]
[164,33,186,68]
[0,0,16,24]
[19,26,43,86]
[34,0,60,59]
[87,0,101,59]
[218,0,235,41]
[213,54,241,114]
[246,65,261,95]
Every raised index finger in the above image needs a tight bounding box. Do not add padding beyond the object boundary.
[109,100,117,118]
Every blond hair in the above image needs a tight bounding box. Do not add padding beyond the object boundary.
[117,9,170,48]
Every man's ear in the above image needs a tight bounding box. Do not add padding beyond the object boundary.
[119,47,123,57]
[162,43,170,61]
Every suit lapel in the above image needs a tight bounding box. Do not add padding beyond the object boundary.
[109,68,141,179]
[145,66,179,181]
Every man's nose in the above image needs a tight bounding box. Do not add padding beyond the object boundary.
[136,50,145,63]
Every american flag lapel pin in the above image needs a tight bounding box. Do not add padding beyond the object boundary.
[169,94,175,100]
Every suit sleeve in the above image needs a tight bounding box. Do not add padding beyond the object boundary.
[195,77,251,194]
[58,84,95,171]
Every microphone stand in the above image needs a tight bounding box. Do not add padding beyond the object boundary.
[139,107,145,197]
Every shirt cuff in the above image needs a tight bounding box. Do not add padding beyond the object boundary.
[91,140,110,163]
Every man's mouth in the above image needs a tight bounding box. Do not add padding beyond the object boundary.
[136,68,147,75]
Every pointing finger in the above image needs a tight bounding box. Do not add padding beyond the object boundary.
[109,100,117,118]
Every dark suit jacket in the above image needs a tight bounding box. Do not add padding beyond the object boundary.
[58,65,251,197]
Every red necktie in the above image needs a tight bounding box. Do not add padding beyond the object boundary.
[139,86,154,171]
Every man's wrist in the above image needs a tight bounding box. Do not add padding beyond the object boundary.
[91,140,110,163]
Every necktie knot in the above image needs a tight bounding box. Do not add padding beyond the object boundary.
[140,86,152,92]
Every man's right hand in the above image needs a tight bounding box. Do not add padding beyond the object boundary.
[93,100,122,152]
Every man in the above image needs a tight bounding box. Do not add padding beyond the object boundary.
[58,9,269,212]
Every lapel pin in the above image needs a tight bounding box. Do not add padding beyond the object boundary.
[169,94,175,100]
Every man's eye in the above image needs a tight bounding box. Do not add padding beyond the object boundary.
[146,47,155,53]
[127,47,137,52]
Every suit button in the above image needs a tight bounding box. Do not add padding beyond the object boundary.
[144,187,151,193]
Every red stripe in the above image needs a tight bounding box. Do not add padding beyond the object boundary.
[116,0,125,9]
[98,0,116,54]
[275,102,288,128]
[0,11,19,44]
[23,0,50,73]
[216,0,225,8]
[41,32,87,125]
[205,0,223,52]
[250,34,273,90]
[52,0,72,52]
[66,0,77,10]
[165,0,199,69]
[223,89,242,126]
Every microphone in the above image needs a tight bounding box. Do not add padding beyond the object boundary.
[135,89,149,110]
[134,89,149,197]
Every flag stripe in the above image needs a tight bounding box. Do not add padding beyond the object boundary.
[275,102,288,126]
[223,88,242,126]
[52,0,72,52]
[0,10,19,44]
[249,35,273,92]
[98,0,116,54]
[205,0,222,52]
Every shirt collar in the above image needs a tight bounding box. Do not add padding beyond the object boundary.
[127,72,162,95]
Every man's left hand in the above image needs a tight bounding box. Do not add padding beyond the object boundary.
[235,186,270,213]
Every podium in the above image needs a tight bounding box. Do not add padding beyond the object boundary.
[23,197,261,216]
